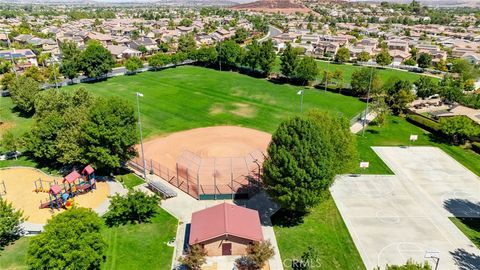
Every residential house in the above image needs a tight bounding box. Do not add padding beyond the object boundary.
[106,45,141,60]
[85,32,113,46]
[0,48,38,69]
[388,50,410,65]
[387,39,409,53]
[128,37,158,53]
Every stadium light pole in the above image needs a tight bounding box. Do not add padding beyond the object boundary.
[297,89,304,113]
[324,58,330,93]
[136,92,147,180]
[362,65,374,137]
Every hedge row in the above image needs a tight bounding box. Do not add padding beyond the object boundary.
[406,114,441,133]
[473,142,480,154]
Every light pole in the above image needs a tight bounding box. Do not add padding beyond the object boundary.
[324,58,330,93]
[297,89,305,113]
[361,65,374,137]
[136,92,147,180]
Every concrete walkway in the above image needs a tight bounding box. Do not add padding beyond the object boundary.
[350,112,377,133]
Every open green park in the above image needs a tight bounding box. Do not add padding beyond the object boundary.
[0,65,479,269]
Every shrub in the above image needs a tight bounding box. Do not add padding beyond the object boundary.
[406,114,440,133]
[472,142,480,154]
[0,198,25,249]
[104,190,159,226]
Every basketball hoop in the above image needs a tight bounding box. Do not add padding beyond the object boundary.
[424,251,440,270]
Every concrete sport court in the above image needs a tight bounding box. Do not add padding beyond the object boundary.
[331,146,480,270]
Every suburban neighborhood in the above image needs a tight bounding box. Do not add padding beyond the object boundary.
[0,0,480,270]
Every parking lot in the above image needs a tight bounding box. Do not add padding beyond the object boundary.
[331,146,480,269]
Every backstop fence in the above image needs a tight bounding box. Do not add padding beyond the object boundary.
[128,149,265,200]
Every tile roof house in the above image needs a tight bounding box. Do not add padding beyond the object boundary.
[0,49,38,68]
[106,45,141,60]
[188,203,263,256]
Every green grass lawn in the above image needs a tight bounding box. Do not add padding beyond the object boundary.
[450,217,480,249]
[356,116,480,176]
[63,65,365,138]
[0,208,177,270]
[273,196,365,270]
[0,97,33,140]
[0,237,29,270]
[102,208,177,270]
[116,173,145,189]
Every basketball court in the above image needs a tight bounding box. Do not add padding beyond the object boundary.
[331,146,480,269]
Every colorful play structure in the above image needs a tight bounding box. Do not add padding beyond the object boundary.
[34,179,58,193]
[38,165,97,210]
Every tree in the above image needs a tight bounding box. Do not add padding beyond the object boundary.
[60,60,78,82]
[350,67,382,96]
[1,131,19,159]
[385,79,416,115]
[104,190,159,226]
[414,76,437,98]
[148,52,171,69]
[9,76,40,114]
[81,97,137,171]
[376,49,393,66]
[234,27,249,43]
[417,53,432,68]
[335,47,350,63]
[263,112,356,213]
[240,241,275,270]
[245,39,261,72]
[217,40,242,69]
[370,97,390,126]
[125,56,143,74]
[439,75,464,103]
[440,116,480,144]
[293,57,319,85]
[194,46,217,66]
[451,59,479,81]
[357,51,370,62]
[0,198,25,249]
[1,72,16,91]
[0,59,12,74]
[60,40,81,62]
[280,42,299,78]
[23,66,45,83]
[79,41,115,78]
[403,58,416,66]
[436,59,448,72]
[177,33,196,55]
[259,39,276,76]
[179,245,207,270]
[27,208,106,270]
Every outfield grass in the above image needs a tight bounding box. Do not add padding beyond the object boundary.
[355,116,480,176]
[449,217,480,249]
[0,208,177,270]
[63,65,365,138]
[0,237,29,270]
[273,196,365,270]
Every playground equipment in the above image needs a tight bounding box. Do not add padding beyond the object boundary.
[34,178,58,193]
[0,180,6,198]
[38,165,97,210]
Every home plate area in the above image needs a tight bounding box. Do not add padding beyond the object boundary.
[331,146,480,270]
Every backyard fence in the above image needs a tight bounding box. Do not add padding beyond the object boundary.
[128,149,265,200]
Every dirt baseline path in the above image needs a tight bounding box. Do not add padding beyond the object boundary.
[0,167,109,224]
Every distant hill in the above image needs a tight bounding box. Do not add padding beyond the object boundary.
[349,0,480,7]
[231,0,311,14]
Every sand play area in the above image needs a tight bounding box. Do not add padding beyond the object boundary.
[140,126,272,172]
[0,167,109,224]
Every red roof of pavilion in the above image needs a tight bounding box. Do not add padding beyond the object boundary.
[64,170,81,184]
[50,185,61,195]
[82,165,94,175]
[189,202,263,245]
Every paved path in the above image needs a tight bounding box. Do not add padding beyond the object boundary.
[331,146,480,269]
[350,111,377,134]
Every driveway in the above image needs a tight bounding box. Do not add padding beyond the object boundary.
[331,146,480,270]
